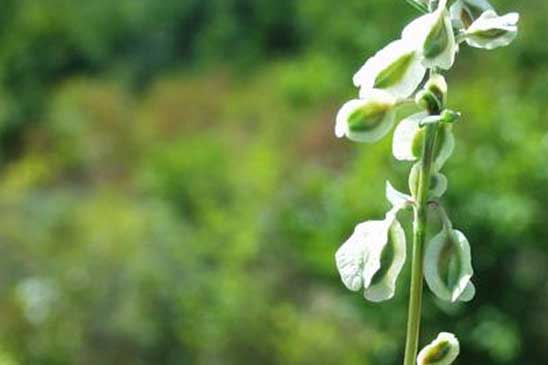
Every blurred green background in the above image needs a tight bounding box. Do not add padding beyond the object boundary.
[0,0,545,364]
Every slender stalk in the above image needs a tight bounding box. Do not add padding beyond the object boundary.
[403,123,439,365]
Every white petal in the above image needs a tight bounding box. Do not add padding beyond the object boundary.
[334,91,397,143]
[465,11,519,50]
[417,332,460,365]
[424,229,474,302]
[386,181,412,209]
[335,227,368,291]
[450,0,494,30]
[354,39,426,99]
[364,218,407,302]
[360,220,393,288]
[433,124,455,171]
[430,172,448,198]
[392,112,427,161]
[335,220,388,291]
[458,281,476,302]
[403,0,458,70]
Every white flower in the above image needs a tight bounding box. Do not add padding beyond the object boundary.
[450,0,494,30]
[392,112,428,161]
[464,10,519,50]
[402,0,457,70]
[392,112,454,170]
[417,332,460,365]
[424,229,474,302]
[335,90,397,143]
[353,39,426,99]
[335,211,406,302]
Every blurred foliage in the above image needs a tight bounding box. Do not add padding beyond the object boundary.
[0,0,546,364]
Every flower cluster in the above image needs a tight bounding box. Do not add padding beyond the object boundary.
[334,1,519,364]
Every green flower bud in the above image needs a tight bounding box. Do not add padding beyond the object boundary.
[440,109,461,124]
[417,332,460,365]
[415,90,443,114]
[424,228,474,302]
[425,74,448,108]
[335,90,397,143]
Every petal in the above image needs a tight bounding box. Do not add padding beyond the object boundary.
[354,39,426,98]
[465,11,519,50]
[335,91,397,143]
[417,332,460,365]
[404,0,458,70]
[424,229,474,302]
[408,163,448,199]
[361,220,393,288]
[450,0,494,30]
[335,220,389,291]
[457,281,476,302]
[433,124,455,171]
[364,218,407,302]
[430,172,448,198]
[392,112,427,161]
[335,224,370,291]
[386,181,412,209]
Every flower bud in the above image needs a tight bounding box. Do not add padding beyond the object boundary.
[335,90,397,143]
[417,332,460,365]
[424,228,473,302]
[464,10,519,50]
[425,74,448,108]
[440,109,461,123]
[450,0,493,29]
[402,0,457,70]
[335,213,407,302]
[353,39,426,99]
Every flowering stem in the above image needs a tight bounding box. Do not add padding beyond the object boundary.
[403,123,439,365]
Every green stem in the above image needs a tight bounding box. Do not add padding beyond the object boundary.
[403,123,439,365]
